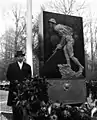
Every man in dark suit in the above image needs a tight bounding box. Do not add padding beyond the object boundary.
[6,50,32,120]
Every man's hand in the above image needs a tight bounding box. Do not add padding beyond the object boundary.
[56,44,62,49]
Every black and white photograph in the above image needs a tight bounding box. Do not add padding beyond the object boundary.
[0,0,97,120]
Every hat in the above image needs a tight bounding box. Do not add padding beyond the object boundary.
[15,51,25,57]
[48,18,56,24]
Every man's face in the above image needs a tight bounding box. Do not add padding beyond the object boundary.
[48,22,54,28]
[16,56,24,63]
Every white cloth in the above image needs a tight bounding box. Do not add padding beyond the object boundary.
[18,61,23,69]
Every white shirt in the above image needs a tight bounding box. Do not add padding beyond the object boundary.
[18,61,23,70]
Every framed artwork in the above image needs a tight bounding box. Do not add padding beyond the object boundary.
[39,11,85,79]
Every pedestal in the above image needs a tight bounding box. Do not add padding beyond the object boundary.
[47,78,86,104]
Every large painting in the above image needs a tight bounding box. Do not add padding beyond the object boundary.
[39,11,85,79]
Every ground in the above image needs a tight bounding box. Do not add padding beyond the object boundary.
[0,90,12,120]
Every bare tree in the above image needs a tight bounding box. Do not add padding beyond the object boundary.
[0,28,15,79]
[83,12,97,71]
[42,0,86,15]
[0,5,27,80]
[12,5,26,53]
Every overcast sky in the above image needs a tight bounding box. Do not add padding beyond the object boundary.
[0,0,97,37]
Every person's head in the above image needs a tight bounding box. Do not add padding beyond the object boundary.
[15,50,25,63]
[48,18,56,29]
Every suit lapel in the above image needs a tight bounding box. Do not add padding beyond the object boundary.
[21,62,25,71]
[21,62,24,70]
[16,62,21,70]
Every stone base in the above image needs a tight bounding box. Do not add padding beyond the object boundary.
[58,64,83,79]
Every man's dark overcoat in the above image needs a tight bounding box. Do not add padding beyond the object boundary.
[6,62,31,106]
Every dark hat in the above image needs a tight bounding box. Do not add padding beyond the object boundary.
[15,51,25,57]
